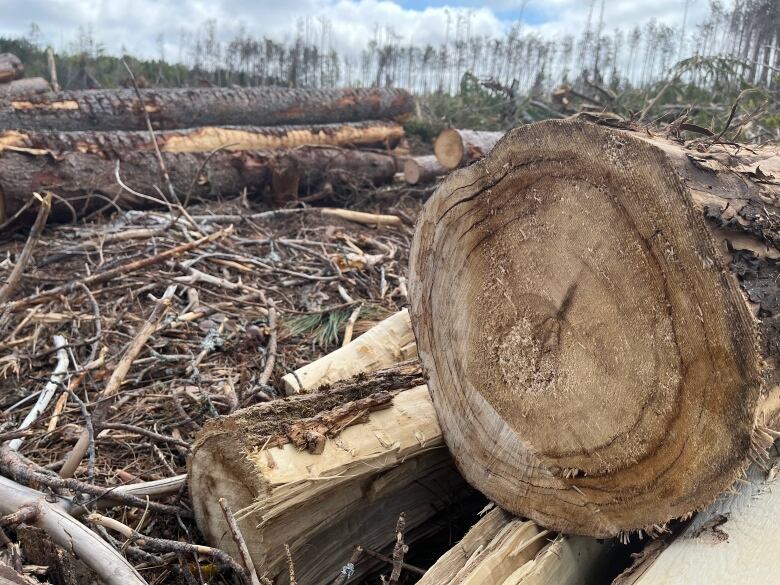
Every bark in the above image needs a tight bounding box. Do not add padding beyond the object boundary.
[0,53,23,83]
[0,120,404,158]
[419,507,618,585]
[403,154,447,185]
[0,87,415,132]
[0,78,51,98]
[433,128,504,169]
[0,146,397,225]
[409,119,780,537]
[189,364,474,585]
[280,309,417,394]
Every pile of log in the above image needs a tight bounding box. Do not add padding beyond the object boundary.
[0,53,51,98]
[0,73,415,225]
[189,118,779,583]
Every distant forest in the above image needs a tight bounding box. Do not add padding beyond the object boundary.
[1,1,779,138]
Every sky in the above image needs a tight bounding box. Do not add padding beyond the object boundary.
[2,0,720,60]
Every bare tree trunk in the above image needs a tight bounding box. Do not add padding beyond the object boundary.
[0,146,397,225]
[0,87,415,131]
[0,121,404,158]
[409,119,779,537]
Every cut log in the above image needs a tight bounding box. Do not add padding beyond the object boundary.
[190,363,474,585]
[617,463,780,585]
[0,87,415,132]
[403,155,447,185]
[409,119,780,537]
[419,506,618,585]
[281,309,416,394]
[433,128,504,169]
[0,53,23,83]
[0,78,51,98]
[0,120,404,158]
[0,146,397,225]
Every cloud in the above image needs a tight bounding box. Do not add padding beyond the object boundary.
[0,0,721,60]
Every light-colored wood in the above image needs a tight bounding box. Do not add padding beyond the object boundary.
[419,506,617,585]
[622,465,780,585]
[0,53,23,83]
[190,383,472,585]
[281,309,416,394]
[320,208,401,227]
[404,155,447,185]
[410,119,779,536]
[433,128,504,169]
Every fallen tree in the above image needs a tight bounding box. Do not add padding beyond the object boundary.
[0,146,397,224]
[409,119,780,537]
[0,78,51,98]
[403,155,447,185]
[190,362,476,585]
[433,128,504,169]
[0,120,404,158]
[0,86,415,131]
[0,53,23,83]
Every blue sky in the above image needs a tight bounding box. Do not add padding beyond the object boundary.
[0,0,718,59]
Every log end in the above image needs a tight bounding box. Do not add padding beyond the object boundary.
[403,157,423,185]
[434,128,466,169]
[410,119,763,537]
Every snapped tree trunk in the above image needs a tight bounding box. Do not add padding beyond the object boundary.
[403,155,447,185]
[0,78,51,98]
[0,146,397,225]
[419,507,618,585]
[409,119,780,537]
[0,120,404,157]
[0,53,23,83]
[433,128,504,169]
[189,363,475,585]
[0,86,415,131]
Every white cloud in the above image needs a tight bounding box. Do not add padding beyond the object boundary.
[0,0,722,60]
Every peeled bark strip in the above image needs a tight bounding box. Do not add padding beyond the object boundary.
[433,128,504,169]
[0,78,51,98]
[0,86,415,132]
[620,464,780,585]
[0,53,23,83]
[190,365,473,585]
[403,155,447,185]
[0,147,396,224]
[281,309,416,394]
[0,120,404,158]
[409,119,780,537]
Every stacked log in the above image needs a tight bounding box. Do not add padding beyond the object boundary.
[403,154,447,185]
[409,118,779,538]
[433,128,503,169]
[0,53,51,99]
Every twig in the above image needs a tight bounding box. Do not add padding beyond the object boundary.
[388,513,408,585]
[330,546,363,585]
[0,445,187,517]
[65,387,96,483]
[342,304,362,347]
[5,227,232,314]
[59,286,177,478]
[99,423,190,448]
[259,300,277,386]
[362,548,425,576]
[8,335,68,451]
[88,512,245,576]
[219,498,263,585]
[0,504,39,528]
[0,192,51,306]
[285,544,297,585]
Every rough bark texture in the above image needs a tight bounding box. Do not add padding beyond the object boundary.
[0,146,397,224]
[409,119,780,537]
[0,53,23,83]
[0,87,415,131]
[0,120,404,158]
[403,155,447,185]
[0,78,51,98]
[433,128,504,169]
[190,364,474,585]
